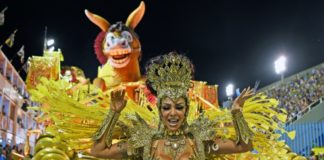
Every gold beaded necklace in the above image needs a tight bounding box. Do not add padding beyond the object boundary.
[163,129,187,158]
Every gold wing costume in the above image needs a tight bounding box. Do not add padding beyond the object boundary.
[29,71,303,160]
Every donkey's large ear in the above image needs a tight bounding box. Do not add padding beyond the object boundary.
[126,1,145,29]
[85,9,110,32]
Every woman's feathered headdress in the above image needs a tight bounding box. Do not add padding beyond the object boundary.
[146,52,193,100]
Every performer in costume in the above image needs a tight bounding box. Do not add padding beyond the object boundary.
[91,52,254,159]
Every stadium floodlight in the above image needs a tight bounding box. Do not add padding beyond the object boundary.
[274,56,287,81]
[46,39,55,46]
[274,56,286,74]
[226,84,234,97]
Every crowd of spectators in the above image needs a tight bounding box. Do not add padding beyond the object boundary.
[0,143,25,160]
[264,65,324,122]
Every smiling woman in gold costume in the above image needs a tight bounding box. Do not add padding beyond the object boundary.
[91,52,254,159]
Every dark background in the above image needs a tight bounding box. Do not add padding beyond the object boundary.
[0,0,324,101]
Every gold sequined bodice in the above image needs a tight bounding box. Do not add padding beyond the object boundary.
[150,138,198,160]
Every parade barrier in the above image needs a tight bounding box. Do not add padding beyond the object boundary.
[282,122,324,157]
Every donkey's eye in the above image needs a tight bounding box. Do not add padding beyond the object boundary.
[105,33,116,46]
[121,31,133,42]
[106,33,115,41]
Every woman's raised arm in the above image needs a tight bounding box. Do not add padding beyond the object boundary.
[90,89,129,158]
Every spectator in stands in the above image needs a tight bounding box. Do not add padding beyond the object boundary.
[21,98,29,112]
[4,144,11,160]
[10,145,18,159]
[17,116,24,129]
[0,148,6,160]
[0,145,2,157]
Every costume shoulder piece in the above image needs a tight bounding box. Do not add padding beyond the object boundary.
[188,113,217,159]
[189,113,217,141]
[127,113,158,159]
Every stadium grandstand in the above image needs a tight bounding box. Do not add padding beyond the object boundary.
[259,62,324,157]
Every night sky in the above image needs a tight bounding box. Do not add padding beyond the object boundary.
[0,0,324,101]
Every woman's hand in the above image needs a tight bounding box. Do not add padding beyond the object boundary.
[231,87,254,112]
[110,89,127,113]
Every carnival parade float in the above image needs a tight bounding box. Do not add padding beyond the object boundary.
[25,2,305,160]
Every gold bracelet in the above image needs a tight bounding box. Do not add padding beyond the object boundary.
[92,110,120,147]
[232,110,254,144]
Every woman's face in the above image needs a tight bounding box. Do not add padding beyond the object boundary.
[160,97,187,131]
